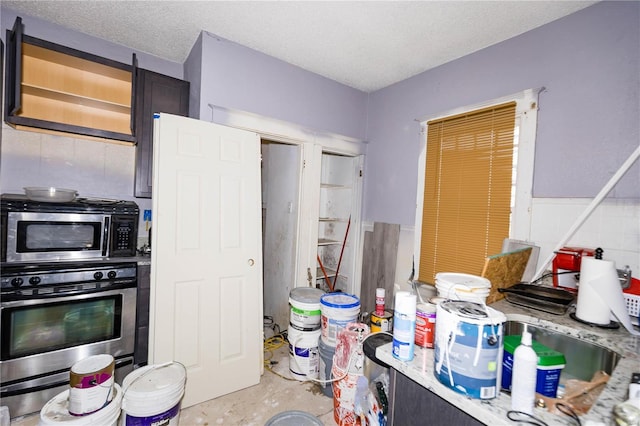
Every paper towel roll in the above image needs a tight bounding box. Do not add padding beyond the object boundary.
[576,257,640,335]
[576,257,614,324]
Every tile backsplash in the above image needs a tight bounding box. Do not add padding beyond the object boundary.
[389,198,639,286]
[1,125,152,244]
[530,197,639,277]
[3,124,638,278]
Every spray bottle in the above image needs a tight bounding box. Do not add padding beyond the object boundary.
[510,325,538,414]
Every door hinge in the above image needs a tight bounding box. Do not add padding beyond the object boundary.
[359,169,363,177]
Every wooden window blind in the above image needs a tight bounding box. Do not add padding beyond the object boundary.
[418,101,517,284]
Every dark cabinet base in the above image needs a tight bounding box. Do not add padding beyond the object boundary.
[135,263,150,366]
[389,368,484,426]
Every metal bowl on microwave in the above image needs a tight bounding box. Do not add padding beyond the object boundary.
[24,187,78,202]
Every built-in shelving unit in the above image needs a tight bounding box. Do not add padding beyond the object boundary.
[316,152,362,292]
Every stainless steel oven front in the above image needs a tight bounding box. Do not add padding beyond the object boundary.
[0,261,137,418]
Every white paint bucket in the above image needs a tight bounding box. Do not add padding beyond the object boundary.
[289,287,325,331]
[288,326,321,381]
[39,383,122,426]
[320,293,360,346]
[120,363,186,426]
[433,300,506,399]
[435,272,491,304]
[68,354,115,416]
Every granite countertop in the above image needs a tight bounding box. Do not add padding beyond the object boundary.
[376,298,640,425]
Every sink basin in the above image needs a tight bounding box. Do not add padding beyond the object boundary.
[503,321,621,382]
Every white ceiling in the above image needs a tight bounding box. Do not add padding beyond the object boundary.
[3,0,597,92]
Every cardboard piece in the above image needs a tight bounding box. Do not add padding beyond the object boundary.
[501,238,540,282]
[482,247,532,304]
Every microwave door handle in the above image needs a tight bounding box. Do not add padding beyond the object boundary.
[102,216,110,256]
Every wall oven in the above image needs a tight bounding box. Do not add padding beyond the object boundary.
[1,194,139,263]
[0,260,137,418]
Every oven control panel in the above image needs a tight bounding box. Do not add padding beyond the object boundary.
[1,262,137,296]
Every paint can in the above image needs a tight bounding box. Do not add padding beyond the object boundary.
[369,310,393,333]
[415,302,437,348]
[120,362,186,426]
[39,383,122,426]
[320,293,360,346]
[68,354,115,416]
[289,287,325,331]
[433,300,506,399]
[288,326,321,381]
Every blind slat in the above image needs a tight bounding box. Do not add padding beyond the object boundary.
[419,101,516,284]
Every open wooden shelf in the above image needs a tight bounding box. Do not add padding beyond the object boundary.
[4,18,135,142]
[15,43,133,136]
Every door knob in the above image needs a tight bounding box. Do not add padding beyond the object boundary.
[248,259,255,266]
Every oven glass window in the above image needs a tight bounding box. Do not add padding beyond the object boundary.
[18,221,101,252]
[2,296,122,360]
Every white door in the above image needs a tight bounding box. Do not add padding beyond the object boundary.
[149,113,263,408]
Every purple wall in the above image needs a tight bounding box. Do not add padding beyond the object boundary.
[0,9,183,79]
[195,32,368,140]
[184,32,203,119]
[2,3,637,230]
[365,1,640,226]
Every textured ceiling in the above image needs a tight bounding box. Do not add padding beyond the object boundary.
[3,1,597,92]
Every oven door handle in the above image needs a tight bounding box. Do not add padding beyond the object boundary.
[102,216,110,257]
[1,284,136,304]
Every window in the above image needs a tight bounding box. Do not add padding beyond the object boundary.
[415,89,540,284]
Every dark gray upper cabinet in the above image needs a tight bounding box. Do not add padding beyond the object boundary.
[4,17,136,143]
[133,69,189,198]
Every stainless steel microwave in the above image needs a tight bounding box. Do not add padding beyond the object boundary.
[1,194,139,262]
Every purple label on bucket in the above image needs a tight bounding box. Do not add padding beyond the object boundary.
[125,402,180,426]
[75,373,112,389]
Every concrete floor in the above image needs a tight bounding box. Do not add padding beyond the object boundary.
[9,341,336,426]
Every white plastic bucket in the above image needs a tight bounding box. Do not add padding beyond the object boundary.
[320,293,360,346]
[68,354,115,415]
[433,300,506,400]
[288,326,321,381]
[435,272,491,304]
[39,383,122,426]
[120,363,186,426]
[289,287,325,331]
